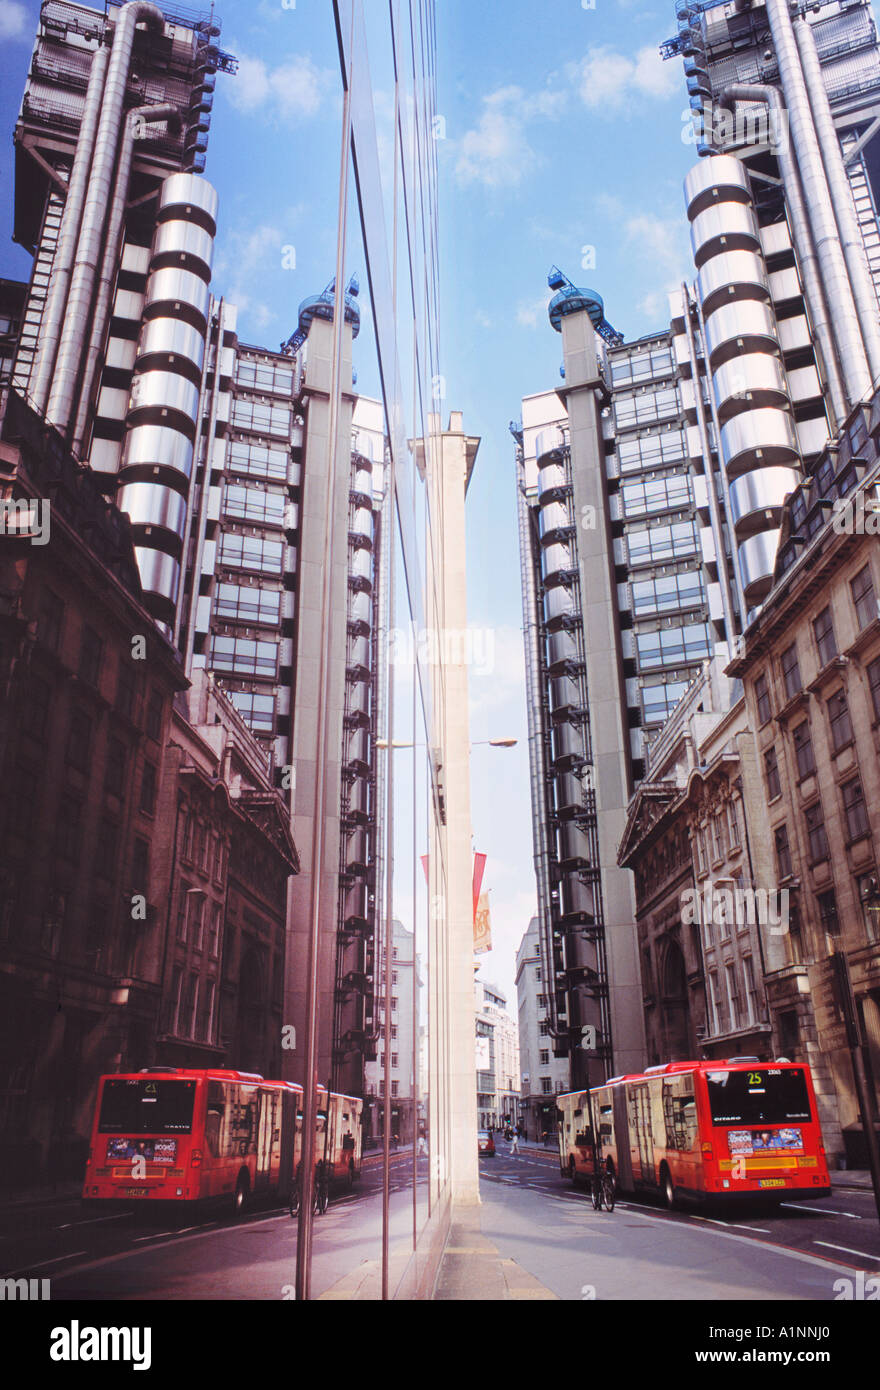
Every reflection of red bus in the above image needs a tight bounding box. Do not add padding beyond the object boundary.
[558,1060,831,1206]
[82,1069,362,1213]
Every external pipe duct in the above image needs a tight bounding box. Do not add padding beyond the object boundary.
[72,103,183,459]
[792,14,880,391]
[47,1,166,436]
[29,43,109,415]
[718,82,848,430]
[763,0,871,407]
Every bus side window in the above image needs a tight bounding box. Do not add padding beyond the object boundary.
[205,1109,222,1157]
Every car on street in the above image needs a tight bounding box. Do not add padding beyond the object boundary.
[478,1130,495,1157]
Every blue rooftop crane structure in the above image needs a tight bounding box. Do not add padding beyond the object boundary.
[280,274,361,357]
[547,267,624,347]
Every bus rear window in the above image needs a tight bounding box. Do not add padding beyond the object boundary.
[98,1079,197,1135]
[705,1068,812,1126]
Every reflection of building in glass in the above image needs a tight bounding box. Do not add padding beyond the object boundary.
[516,918,570,1141]
[363,920,422,1146]
[475,979,520,1129]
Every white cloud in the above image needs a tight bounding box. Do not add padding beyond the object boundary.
[624,212,689,278]
[455,91,537,190]
[0,0,27,40]
[515,293,553,331]
[225,52,332,120]
[574,44,679,113]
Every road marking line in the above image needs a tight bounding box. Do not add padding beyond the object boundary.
[780,1204,861,1218]
[813,1240,880,1261]
[56,1213,130,1229]
[8,1251,87,1275]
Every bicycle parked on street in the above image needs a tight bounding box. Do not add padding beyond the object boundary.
[288,1160,330,1219]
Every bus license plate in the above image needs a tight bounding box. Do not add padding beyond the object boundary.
[126,1187,149,1197]
[759,1179,786,1188]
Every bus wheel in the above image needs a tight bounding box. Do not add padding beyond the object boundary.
[661,1166,676,1210]
[233,1173,250,1217]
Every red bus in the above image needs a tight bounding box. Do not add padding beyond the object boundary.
[82,1068,362,1213]
[558,1059,831,1206]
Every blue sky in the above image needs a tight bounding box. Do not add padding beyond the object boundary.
[0,0,741,1006]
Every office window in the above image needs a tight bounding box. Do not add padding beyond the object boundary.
[856,873,880,942]
[868,657,880,720]
[198,980,215,1043]
[767,750,778,806]
[540,1077,553,1095]
[712,811,727,861]
[635,620,712,671]
[215,582,281,626]
[38,589,64,654]
[537,994,547,1008]
[631,570,704,617]
[727,800,741,847]
[230,398,291,436]
[627,521,698,567]
[851,566,878,631]
[131,836,149,893]
[775,823,792,879]
[209,635,278,678]
[105,738,127,797]
[66,708,92,772]
[754,673,772,725]
[827,689,853,753]
[539,1049,550,1065]
[539,1020,549,1036]
[743,956,759,1025]
[621,474,691,517]
[140,761,157,815]
[116,658,140,722]
[78,625,103,687]
[145,688,163,742]
[725,963,742,1030]
[842,777,870,842]
[391,1081,399,1098]
[226,438,288,481]
[792,721,816,780]
[235,360,294,395]
[817,890,839,937]
[804,802,830,863]
[780,643,802,700]
[218,531,284,575]
[813,607,837,666]
[223,483,286,527]
[227,689,275,735]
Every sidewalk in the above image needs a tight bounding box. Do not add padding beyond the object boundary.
[431,1204,557,1301]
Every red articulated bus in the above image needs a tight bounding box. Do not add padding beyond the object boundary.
[558,1059,831,1207]
[82,1068,362,1214]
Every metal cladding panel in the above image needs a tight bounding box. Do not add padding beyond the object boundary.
[122,424,194,479]
[152,220,215,277]
[118,480,188,536]
[698,250,770,315]
[720,408,800,478]
[346,726,369,765]
[541,541,574,583]
[128,370,201,423]
[134,546,181,604]
[137,317,206,372]
[352,461,373,495]
[544,584,575,627]
[728,466,800,539]
[349,548,372,582]
[713,352,789,421]
[548,673,582,715]
[159,173,219,232]
[347,634,370,668]
[704,299,780,367]
[348,590,372,626]
[554,772,585,815]
[347,684,369,717]
[546,628,579,672]
[551,721,584,764]
[690,203,761,268]
[558,821,590,864]
[536,458,568,495]
[559,873,596,922]
[538,499,572,540]
[350,505,373,540]
[685,154,751,219]
[145,267,211,324]
[348,779,370,817]
[739,529,782,607]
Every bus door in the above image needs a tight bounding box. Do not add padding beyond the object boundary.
[279,1088,299,1198]
[254,1088,279,1192]
[628,1084,657,1188]
[612,1085,633,1191]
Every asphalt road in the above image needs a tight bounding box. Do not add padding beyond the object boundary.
[479,1143,880,1299]
[2,1145,877,1301]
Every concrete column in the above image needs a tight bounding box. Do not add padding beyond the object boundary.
[284,313,355,1088]
[559,309,646,1077]
[425,411,481,1205]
